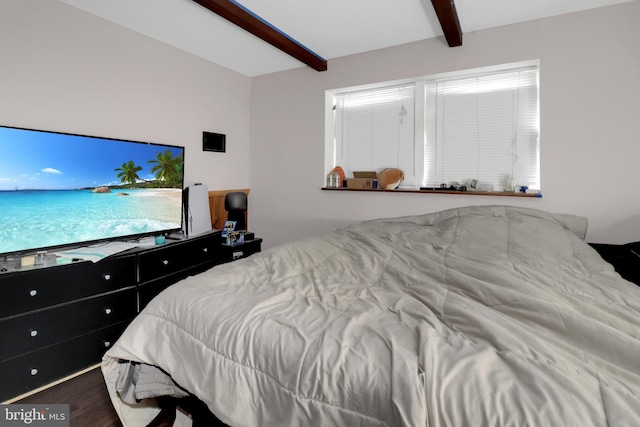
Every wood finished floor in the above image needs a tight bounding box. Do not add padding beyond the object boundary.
[16,367,121,427]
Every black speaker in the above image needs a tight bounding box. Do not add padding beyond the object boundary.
[203,132,226,152]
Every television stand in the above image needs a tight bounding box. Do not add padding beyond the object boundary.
[0,230,223,402]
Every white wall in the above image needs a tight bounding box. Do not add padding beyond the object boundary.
[0,0,251,192]
[250,1,640,248]
[3,1,639,249]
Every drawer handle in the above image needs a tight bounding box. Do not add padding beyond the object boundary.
[30,329,38,337]
[162,260,169,266]
[103,341,111,348]
[104,308,112,315]
[30,368,38,376]
[29,289,38,297]
[103,274,111,281]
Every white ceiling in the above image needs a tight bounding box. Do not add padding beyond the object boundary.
[59,0,634,77]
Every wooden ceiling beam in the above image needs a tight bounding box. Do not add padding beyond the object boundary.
[191,0,327,71]
[431,0,463,47]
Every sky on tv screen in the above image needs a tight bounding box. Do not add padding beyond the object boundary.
[0,126,184,191]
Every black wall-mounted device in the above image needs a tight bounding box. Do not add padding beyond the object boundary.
[203,131,226,153]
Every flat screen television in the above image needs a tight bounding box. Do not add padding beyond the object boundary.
[0,125,185,257]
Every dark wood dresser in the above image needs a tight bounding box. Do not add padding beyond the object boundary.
[0,230,262,402]
[0,254,137,402]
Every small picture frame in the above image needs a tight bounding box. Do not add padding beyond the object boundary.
[203,131,226,153]
[225,231,245,246]
[222,221,236,237]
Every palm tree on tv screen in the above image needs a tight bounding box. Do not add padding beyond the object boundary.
[148,150,183,188]
[115,160,143,187]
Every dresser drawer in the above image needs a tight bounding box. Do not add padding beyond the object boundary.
[138,233,219,283]
[0,288,137,362]
[0,255,136,319]
[220,238,262,263]
[0,321,129,402]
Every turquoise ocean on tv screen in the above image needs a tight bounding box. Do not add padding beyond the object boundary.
[0,189,181,254]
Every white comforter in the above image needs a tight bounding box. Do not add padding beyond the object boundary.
[102,206,640,426]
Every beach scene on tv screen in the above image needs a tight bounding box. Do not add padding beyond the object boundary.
[0,126,184,254]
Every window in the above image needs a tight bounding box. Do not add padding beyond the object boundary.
[333,84,417,187]
[327,62,540,192]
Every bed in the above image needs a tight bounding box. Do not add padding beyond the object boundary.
[102,205,640,426]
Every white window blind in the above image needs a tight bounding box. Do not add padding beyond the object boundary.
[334,84,416,186]
[424,67,539,190]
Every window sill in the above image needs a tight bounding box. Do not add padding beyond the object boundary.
[321,187,541,197]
